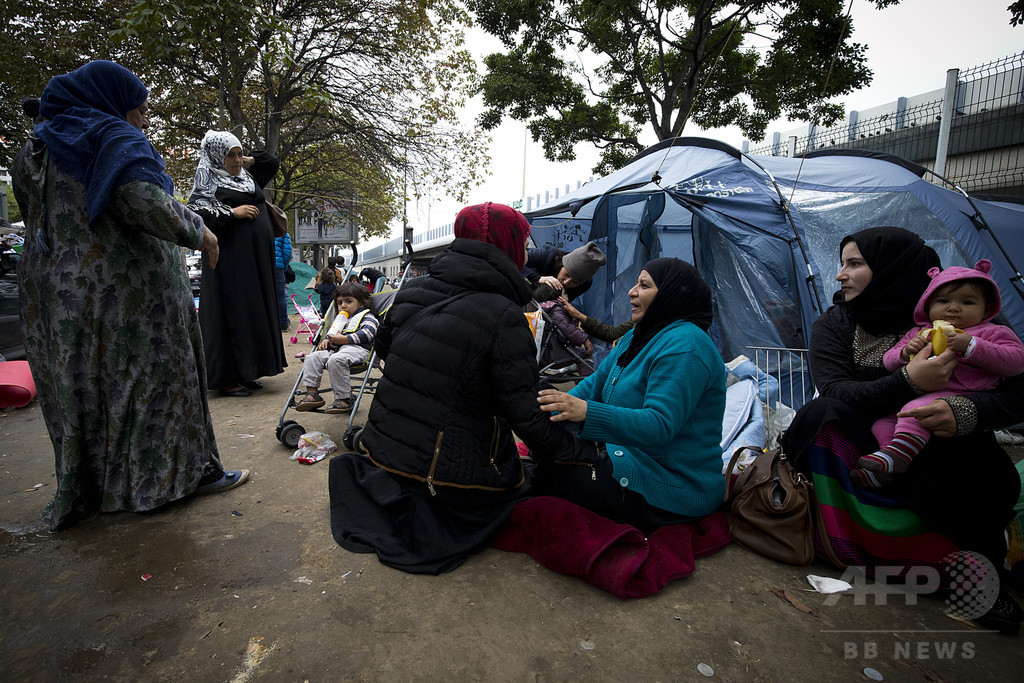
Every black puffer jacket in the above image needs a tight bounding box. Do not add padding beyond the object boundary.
[362,238,599,493]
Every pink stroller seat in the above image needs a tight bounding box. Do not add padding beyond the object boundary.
[289,294,322,344]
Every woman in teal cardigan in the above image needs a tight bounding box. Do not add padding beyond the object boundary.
[536,257,726,527]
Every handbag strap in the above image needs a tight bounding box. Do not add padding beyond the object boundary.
[724,445,766,501]
[397,290,474,337]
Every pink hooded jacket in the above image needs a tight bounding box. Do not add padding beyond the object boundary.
[883,259,1024,391]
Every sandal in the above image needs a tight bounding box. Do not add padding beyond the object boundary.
[295,393,325,411]
[324,398,353,414]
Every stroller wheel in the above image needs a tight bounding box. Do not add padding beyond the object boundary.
[308,336,314,344]
[343,425,365,453]
[277,420,299,439]
[279,421,304,449]
[290,336,298,344]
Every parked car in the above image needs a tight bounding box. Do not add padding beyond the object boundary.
[0,250,24,360]
[186,251,202,298]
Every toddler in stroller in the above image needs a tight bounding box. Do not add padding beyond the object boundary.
[531,283,595,379]
[294,282,378,413]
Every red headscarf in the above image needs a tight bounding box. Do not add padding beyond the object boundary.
[454,202,531,270]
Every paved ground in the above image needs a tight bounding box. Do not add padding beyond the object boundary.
[2,326,1023,681]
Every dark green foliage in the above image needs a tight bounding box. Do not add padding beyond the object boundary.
[467,0,887,173]
[1,0,487,238]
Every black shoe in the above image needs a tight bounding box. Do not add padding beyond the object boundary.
[218,387,253,397]
[240,380,264,390]
[974,590,1023,634]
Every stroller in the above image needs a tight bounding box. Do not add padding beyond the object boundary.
[525,300,596,384]
[275,248,417,450]
[289,293,322,345]
[335,244,435,454]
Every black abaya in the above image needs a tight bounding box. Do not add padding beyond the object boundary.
[190,152,286,389]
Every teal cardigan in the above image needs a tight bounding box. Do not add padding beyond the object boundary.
[569,320,726,517]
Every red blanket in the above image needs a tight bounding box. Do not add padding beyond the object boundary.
[493,496,731,599]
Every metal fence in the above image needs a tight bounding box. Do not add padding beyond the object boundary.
[748,346,812,449]
[747,98,946,161]
[747,51,1024,198]
[948,52,1024,196]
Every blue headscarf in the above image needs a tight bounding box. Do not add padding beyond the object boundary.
[35,60,175,228]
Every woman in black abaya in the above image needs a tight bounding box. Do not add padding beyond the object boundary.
[188,130,286,396]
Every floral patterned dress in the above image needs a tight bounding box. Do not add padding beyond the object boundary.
[12,136,223,530]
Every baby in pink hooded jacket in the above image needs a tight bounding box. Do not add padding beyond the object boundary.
[851,259,1024,487]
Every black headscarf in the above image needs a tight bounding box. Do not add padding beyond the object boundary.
[839,226,941,336]
[617,258,713,367]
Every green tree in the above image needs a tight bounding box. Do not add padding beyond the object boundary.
[0,1,126,164]
[1,0,488,239]
[1011,1,1024,26]
[114,0,487,238]
[468,0,895,174]
[4,192,22,225]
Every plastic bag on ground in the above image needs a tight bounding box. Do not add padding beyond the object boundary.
[290,431,337,464]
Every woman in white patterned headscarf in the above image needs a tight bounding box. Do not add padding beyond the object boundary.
[191,130,257,199]
[188,130,286,397]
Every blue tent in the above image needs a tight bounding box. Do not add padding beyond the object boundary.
[526,138,1024,400]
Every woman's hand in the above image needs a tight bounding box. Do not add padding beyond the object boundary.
[897,399,957,438]
[242,155,255,168]
[201,226,219,268]
[538,388,587,423]
[232,204,259,220]
[906,345,956,392]
[539,275,562,293]
[559,295,586,322]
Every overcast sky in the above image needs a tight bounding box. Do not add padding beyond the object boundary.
[396,0,1023,239]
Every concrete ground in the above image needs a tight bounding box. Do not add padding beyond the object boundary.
[1,326,1023,682]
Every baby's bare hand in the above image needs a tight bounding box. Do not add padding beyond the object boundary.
[903,335,927,361]
[945,331,972,354]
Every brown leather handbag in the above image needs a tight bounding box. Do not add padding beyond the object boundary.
[724,446,816,565]
[267,201,288,238]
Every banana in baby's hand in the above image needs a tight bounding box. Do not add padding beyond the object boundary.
[916,319,962,356]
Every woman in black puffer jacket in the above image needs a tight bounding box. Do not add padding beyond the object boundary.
[329,203,600,574]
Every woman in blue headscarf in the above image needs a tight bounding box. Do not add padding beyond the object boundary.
[12,60,248,531]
